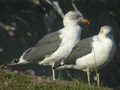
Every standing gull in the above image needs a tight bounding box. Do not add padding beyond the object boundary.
[13,11,89,80]
[56,25,116,86]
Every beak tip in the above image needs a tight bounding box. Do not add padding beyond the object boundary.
[81,19,90,24]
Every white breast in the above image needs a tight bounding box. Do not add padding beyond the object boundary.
[76,36,115,70]
[92,37,113,66]
[40,25,82,65]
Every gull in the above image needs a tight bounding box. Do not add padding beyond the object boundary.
[55,25,116,86]
[12,11,89,80]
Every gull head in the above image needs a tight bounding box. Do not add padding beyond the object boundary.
[63,11,89,26]
[99,25,113,38]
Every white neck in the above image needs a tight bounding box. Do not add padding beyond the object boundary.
[63,19,78,27]
[98,33,105,40]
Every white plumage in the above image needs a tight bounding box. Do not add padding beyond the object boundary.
[56,25,116,86]
[38,11,88,66]
[38,11,83,80]
[76,27,115,70]
[39,25,81,65]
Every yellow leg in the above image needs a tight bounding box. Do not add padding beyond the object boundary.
[96,71,100,87]
[86,71,91,86]
[52,63,55,80]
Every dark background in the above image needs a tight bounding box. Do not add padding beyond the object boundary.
[0,0,120,89]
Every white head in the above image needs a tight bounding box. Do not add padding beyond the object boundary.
[63,11,89,26]
[98,25,113,39]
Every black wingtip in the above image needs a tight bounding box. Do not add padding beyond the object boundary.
[10,58,19,65]
[53,63,64,70]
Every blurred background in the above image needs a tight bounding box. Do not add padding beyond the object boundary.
[0,0,120,89]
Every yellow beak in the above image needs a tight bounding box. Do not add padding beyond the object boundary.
[80,19,90,24]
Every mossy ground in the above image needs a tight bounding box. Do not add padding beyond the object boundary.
[0,68,113,90]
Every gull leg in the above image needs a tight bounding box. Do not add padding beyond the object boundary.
[96,71,100,87]
[52,63,55,80]
[86,70,91,86]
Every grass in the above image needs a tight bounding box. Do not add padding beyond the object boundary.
[0,69,113,90]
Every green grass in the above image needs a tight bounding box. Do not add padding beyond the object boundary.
[0,69,113,90]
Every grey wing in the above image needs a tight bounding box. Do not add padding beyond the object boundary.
[64,37,93,64]
[22,31,61,63]
[35,31,61,47]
